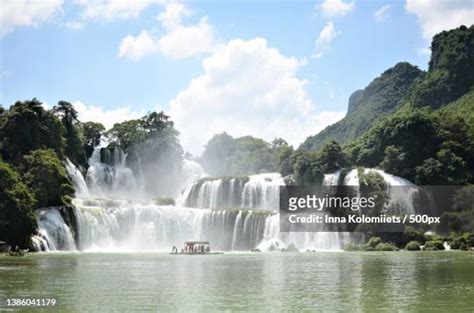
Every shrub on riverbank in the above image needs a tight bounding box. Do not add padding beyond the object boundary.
[405,241,421,251]
[375,242,398,251]
[423,240,445,251]
[449,233,472,250]
[366,236,382,249]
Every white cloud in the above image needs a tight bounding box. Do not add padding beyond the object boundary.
[73,101,145,129]
[319,0,354,18]
[406,0,474,41]
[168,37,345,154]
[313,21,341,59]
[118,30,159,61]
[0,0,63,37]
[118,2,214,60]
[75,0,163,21]
[374,5,391,22]
[157,17,214,59]
[157,2,189,29]
[63,20,84,30]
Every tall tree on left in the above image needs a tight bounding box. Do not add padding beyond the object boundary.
[0,98,65,164]
[0,160,37,248]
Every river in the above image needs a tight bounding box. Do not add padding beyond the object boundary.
[1,252,473,312]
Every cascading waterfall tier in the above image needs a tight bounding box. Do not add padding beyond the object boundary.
[179,173,285,211]
[85,139,140,199]
[35,199,272,252]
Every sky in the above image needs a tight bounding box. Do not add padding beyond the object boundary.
[1,0,473,155]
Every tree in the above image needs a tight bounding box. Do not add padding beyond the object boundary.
[416,149,469,185]
[272,139,294,176]
[0,99,65,164]
[107,119,146,151]
[81,121,105,159]
[51,101,78,125]
[290,150,324,185]
[201,132,236,176]
[20,149,75,207]
[107,111,184,196]
[200,134,290,176]
[317,141,347,173]
[52,101,84,166]
[410,25,474,109]
[0,160,36,247]
[345,108,473,184]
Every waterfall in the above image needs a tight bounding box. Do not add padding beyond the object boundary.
[85,138,139,199]
[33,198,271,252]
[365,169,418,215]
[181,172,284,211]
[34,208,76,251]
[37,152,427,253]
[65,159,89,197]
[33,199,346,252]
[323,170,341,186]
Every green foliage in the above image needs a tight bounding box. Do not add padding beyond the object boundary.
[343,243,363,251]
[272,139,294,176]
[201,132,236,176]
[153,197,176,206]
[317,141,347,173]
[108,119,146,151]
[440,90,474,138]
[302,26,474,188]
[0,160,36,247]
[375,242,398,251]
[300,62,424,151]
[410,25,474,109]
[108,111,183,196]
[437,211,474,235]
[20,149,75,207]
[290,150,324,185]
[0,99,65,164]
[451,185,474,212]
[423,240,445,251]
[405,241,421,251]
[366,236,382,248]
[449,234,471,250]
[403,226,427,245]
[52,101,85,166]
[107,111,177,152]
[345,109,473,184]
[290,141,347,185]
[231,136,274,175]
[200,134,294,176]
[80,121,105,159]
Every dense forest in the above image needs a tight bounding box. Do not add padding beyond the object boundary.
[1,25,473,249]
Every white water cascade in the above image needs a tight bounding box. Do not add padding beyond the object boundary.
[85,139,140,199]
[180,172,285,211]
[34,148,423,253]
[32,208,76,251]
[341,168,418,214]
[65,159,89,198]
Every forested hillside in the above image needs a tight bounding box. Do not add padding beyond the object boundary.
[300,62,424,151]
[301,25,474,153]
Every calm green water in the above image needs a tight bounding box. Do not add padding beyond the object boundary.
[0,252,473,312]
